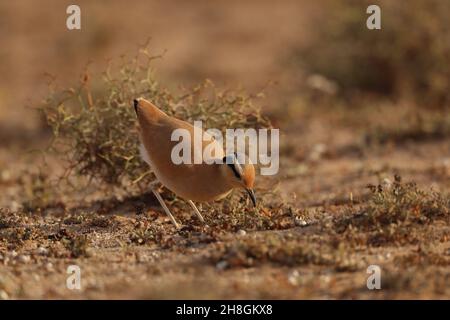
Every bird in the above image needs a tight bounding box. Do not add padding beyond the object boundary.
[133,98,256,229]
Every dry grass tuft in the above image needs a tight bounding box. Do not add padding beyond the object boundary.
[293,0,450,107]
[364,111,450,145]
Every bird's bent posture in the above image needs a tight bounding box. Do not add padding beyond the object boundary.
[134,98,256,228]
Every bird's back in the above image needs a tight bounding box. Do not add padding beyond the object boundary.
[138,105,232,202]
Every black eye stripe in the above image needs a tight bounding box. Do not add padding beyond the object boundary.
[223,154,243,179]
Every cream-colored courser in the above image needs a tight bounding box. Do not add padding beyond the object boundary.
[134,98,256,228]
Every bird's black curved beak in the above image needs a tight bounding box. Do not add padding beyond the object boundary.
[133,99,139,115]
[246,188,256,207]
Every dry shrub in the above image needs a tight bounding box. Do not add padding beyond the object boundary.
[336,175,449,246]
[294,0,450,107]
[40,45,270,191]
[365,176,449,225]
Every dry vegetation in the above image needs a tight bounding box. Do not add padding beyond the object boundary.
[40,46,270,189]
[0,0,449,299]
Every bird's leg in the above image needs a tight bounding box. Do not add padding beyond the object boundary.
[149,180,180,229]
[188,200,205,223]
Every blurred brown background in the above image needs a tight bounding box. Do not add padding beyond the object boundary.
[1,0,449,134]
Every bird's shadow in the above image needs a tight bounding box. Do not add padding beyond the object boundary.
[34,191,163,217]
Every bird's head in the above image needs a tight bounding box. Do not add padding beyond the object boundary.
[221,153,256,207]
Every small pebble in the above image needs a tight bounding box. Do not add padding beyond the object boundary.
[18,255,31,264]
